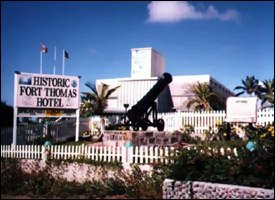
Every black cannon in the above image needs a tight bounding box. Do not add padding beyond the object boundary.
[124,72,173,131]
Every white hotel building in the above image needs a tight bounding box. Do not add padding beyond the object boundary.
[96,47,234,113]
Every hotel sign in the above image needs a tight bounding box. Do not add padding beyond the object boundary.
[16,73,80,109]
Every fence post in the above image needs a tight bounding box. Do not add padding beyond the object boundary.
[42,142,51,162]
[42,146,47,161]
[122,145,133,168]
[128,146,133,164]
[122,146,126,164]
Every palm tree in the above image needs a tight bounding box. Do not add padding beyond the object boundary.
[80,82,120,117]
[186,82,223,111]
[234,76,259,96]
[258,78,274,107]
[80,82,120,134]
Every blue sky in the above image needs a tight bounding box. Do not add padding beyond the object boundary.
[1,1,274,106]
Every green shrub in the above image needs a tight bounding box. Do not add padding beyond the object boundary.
[162,140,274,189]
[179,125,200,144]
[105,176,126,196]
[244,123,274,141]
[1,158,26,195]
[1,158,163,199]
[119,164,164,199]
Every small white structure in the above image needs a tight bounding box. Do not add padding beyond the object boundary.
[131,47,165,78]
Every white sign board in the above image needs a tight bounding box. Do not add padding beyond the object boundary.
[225,97,258,123]
[16,73,80,109]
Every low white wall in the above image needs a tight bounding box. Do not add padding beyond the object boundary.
[18,159,152,183]
[19,159,121,183]
[163,179,274,199]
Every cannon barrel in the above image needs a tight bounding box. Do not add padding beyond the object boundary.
[127,73,172,122]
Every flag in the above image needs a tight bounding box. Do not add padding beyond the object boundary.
[64,51,69,59]
[40,44,48,53]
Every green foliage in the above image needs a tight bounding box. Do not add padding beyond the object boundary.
[50,180,84,198]
[105,176,126,196]
[1,158,25,195]
[1,158,163,199]
[244,123,274,141]
[234,75,260,96]
[48,158,123,171]
[258,78,274,106]
[234,76,274,107]
[198,140,246,150]
[23,165,56,197]
[201,122,275,143]
[80,82,120,117]
[80,176,126,198]
[180,125,199,144]
[119,164,164,199]
[186,82,224,111]
[202,122,237,142]
[161,140,274,189]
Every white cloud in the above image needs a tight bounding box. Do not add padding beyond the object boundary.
[147,1,240,23]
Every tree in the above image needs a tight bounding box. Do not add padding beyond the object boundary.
[234,76,260,96]
[80,82,120,117]
[80,82,120,134]
[186,82,223,111]
[258,78,274,107]
[1,101,13,128]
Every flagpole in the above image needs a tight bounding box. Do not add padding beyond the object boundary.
[53,46,56,75]
[40,50,42,74]
[62,49,65,75]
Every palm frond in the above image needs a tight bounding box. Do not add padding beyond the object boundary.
[106,85,120,98]
[234,86,245,91]
[235,91,245,96]
[85,82,98,95]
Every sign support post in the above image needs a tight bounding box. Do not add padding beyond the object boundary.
[75,76,81,142]
[12,72,20,148]
[75,108,80,142]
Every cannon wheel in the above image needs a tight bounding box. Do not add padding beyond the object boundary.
[133,122,139,131]
[141,123,148,131]
[156,119,165,131]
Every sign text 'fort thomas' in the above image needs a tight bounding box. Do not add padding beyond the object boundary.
[16,73,79,109]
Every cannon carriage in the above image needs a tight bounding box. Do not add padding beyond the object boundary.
[122,72,173,131]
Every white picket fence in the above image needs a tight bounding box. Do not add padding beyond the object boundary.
[1,145,42,159]
[160,110,225,133]
[159,108,274,133]
[1,144,177,164]
[1,144,245,165]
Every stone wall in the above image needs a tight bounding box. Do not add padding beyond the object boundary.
[163,179,274,199]
[103,130,182,147]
